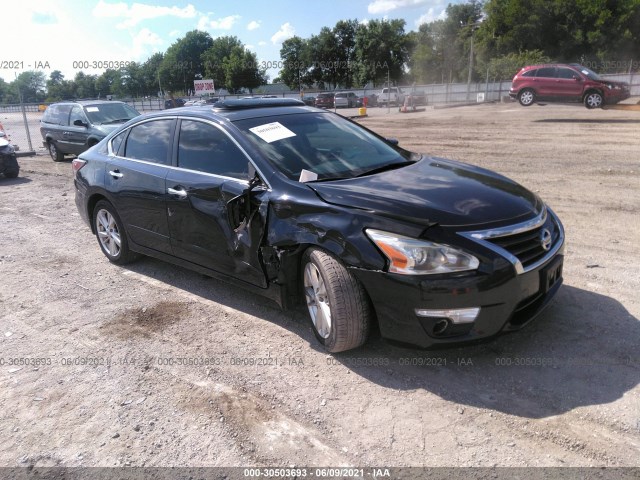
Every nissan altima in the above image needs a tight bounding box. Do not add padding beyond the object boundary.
[73,98,564,352]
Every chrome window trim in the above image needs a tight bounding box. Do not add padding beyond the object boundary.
[458,206,565,275]
[106,115,271,189]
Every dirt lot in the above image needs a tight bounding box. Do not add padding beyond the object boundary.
[1,102,639,470]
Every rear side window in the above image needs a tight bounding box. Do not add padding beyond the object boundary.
[43,104,72,125]
[110,130,127,156]
[124,119,173,165]
[177,120,248,179]
[536,67,556,78]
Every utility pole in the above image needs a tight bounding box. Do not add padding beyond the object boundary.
[466,22,480,102]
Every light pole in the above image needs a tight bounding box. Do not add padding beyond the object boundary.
[466,22,481,102]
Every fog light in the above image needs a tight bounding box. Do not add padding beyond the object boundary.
[414,307,480,324]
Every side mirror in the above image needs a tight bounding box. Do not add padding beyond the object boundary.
[573,75,582,81]
[73,119,88,127]
[386,138,399,146]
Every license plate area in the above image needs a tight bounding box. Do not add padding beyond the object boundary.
[540,256,563,294]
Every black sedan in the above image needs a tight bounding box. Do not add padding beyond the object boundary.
[73,98,564,352]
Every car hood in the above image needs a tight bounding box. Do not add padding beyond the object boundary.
[93,123,130,135]
[307,157,543,228]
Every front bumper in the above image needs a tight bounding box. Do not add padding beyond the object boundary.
[351,243,564,349]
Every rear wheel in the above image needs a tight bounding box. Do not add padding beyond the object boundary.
[302,248,371,353]
[518,89,535,106]
[93,200,138,265]
[584,91,603,109]
[48,141,64,162]
[3,166,19,178]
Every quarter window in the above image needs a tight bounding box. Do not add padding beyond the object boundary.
[124,119,173,164]
[177,120,248,179]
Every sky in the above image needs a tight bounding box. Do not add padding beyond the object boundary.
[3,0,465,85]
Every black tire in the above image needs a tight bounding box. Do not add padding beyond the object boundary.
[48,141,65,162]
[3,167,19,178]
[518,89,535,107]
[584,91,603,109]
[93,200,138,265]
[302,248,371,353]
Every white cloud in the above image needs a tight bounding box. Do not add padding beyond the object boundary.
[368,0,429,15]
[258,41,267,46]
[271,22,295,44]
[169,29,181,37]
[130,28,164,59]
[247,20,261,31]
[92,0,197,29]
[415,8,446,26]
[197,14,241,30]
[359,18,370,26]
[245,44,256,51]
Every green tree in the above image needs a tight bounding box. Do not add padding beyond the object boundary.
[160,30,214,93]
[202,36,245,91]
[478,0,640,70]
[95,69,122,98]
[354,19,409,86]
[11,71,47,102]
[279,36,313,90]
[223,47,268,93]
[334,19,359,88]
[140,52,164,97]
[45,70,73,101]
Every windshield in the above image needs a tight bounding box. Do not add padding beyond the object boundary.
[234,112,413,181]
[84,103,140,125]
[577,65,603,81]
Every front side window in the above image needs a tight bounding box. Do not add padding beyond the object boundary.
[43,105,73,125]
[177,120,248,179]
[69,106,86,126]
[557,68,578,79]
[124,119,173,164]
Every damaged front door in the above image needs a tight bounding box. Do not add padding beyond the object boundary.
[165,119,268,288]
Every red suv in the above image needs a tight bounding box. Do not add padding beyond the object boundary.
[314,92,335,109]
[510,64,630,109]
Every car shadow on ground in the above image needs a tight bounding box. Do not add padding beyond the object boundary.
[535,118,640,124]
[0,176,32,185]
[120,258,639,419]
[338,284,640,419]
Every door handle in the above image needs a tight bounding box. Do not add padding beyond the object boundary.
[108,170,123,179]
[167,187,188,198]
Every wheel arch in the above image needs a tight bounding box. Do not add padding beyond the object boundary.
[86,192,110,234]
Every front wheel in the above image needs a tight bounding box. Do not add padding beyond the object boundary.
[302,248,371,353]
[584,91,603,109]
[518,89,535,106]
[93,200,138,265]
[49,141,64,162]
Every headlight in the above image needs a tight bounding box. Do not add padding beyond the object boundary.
[365,229,479,275]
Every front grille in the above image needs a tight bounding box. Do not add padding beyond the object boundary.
[459,207,564,274]
[488,217,560,270]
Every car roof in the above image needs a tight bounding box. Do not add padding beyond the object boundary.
[50,100,127,106]
[139,98,323,122]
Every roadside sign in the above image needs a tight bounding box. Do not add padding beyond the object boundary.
[194,79,215,95]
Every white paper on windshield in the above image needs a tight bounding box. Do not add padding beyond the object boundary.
[299,169,318,183]
[86,107,99,112]
[249,122,296,143]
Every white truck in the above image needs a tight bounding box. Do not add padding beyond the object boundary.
[378,87,404,107]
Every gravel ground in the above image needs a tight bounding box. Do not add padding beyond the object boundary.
[1,101,639,469]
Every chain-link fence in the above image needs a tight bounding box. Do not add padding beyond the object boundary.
[2,73,638,156]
